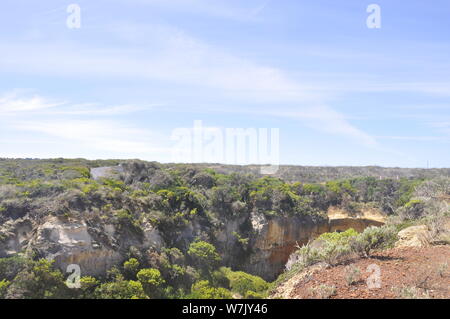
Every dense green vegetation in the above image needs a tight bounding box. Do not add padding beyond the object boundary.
[0,158,446,299]
[0,242,270,299]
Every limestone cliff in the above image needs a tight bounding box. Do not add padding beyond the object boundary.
[243,207,386,280]
[0,206,385,281]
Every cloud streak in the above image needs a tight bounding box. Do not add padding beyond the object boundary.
[0,21,379,148]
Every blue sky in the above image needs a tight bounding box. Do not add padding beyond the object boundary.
[0,0,449,167]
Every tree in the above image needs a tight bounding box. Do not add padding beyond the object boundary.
[224,270,268,297]
[0,255,28,281]
[189,280,232,299]
[95,276,147,299]
[123,258,140,279]
[78,276,100,299]
[5,259,69,299]
[187,241,221,274]
[137,268,165,298]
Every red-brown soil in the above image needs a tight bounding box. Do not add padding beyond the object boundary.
[288,245,449,299]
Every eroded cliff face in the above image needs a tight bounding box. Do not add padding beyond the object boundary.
[0,207,386,281]
[0,215,164,277]
[244,207,386,280]
[244,213,329,280]
[25,217,123,277]
[327,206,386,232]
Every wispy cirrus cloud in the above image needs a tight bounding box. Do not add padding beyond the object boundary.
[0,91,169,159]
[0,38,316,103]
[0,91,64,114]
[12,119,170,155]
[0,22,378,148]
[0,91,158,117]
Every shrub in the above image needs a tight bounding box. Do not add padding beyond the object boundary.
[95,278,147,299]
[221,268,269,296]
[350,226,397,258]
[292,229,359,268]
[5,259,69,299]
[397,199,426,220]
[115,210,143,236]
[317,228,359,245]
[310,284,336,299]
[211,269,230,288]
[189,280,232,299]
[137,268,165,298]
[188,241,221,273]
[123,258,140,279]
[244,290,265,299]
[344,265,361,286]
[0,255,29,281]
[319,241,352,266]
[78,276,100,298]
[0,279,10,298]
[393,286,430,299]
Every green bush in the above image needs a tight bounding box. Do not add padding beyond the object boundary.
[224,269,269,297]
[211,269,230,288]
[292,229,359,268]
[123,258,140,279]
[78,276,100,299]
[5,259,69,299]
[0,255,29,281]
[0,279,10,298]
[350,226,397,258]
[95,278,147,299]
[317,228,358,244]
[137,268,165,298]
[344,265,361,286]
[244,290,265,299]
[188,241,221,273]
[189,280,232,299]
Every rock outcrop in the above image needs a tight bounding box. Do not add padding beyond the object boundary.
[0,215,165,277]
[327,206,386,232]
[26,216,123,276]
[395,225,432,248]
[90,166,124,181]
[244,214,329,280]
[243,207,386,280]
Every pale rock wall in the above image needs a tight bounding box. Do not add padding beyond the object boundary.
[0,205,386,281]
[244,206,387,280]
[25,216,120,276]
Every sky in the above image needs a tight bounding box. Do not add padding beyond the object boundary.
[0,0,449,168]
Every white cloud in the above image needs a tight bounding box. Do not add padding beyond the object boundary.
[266,105,378,147]
[0,91,158,117]
[0,23,377,149]
[0,91,171,160]
[0,43,314,103]
[12,119,171,157]
[0,91,64,114]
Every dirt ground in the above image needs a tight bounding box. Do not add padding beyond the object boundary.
[284,245,450,299]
